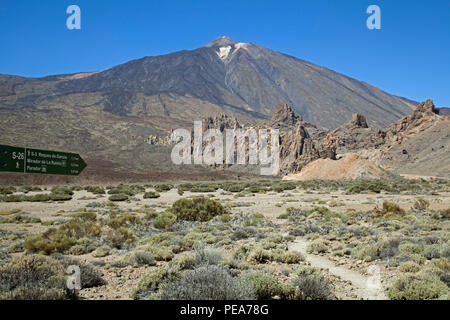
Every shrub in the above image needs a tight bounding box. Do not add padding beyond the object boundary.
[0,254,72,300]
[51,254,105,288]
[276,251,305,264]
[51,186,74,195]
[0,186,16,195]
[91,245,110,258]
[108,193,129,202]
[70,211,97,221]
[133,268,182,300]
[152,212,177,229]
[293,266,324,280]
[107,213,140,229]
[154,184,173,192]
[239,271,283,300]
[243,213,264,227]
[307,239,329,254]
[221,183,247,193]
[290,275,335,300]
[374,201,406,218]
[387,273,449,300]
[25,230,76,254]
[50,193,72,201]
[398,261,421,273]
[158,265,255,300]
[122,251,156,266]
[143,191,160,199]
[108,184,145,196]
[104,227,135,249]
[171,197,227,222]
[193,247,224,266]
[137,245,175,261]
[432,258,450,271]
[413,198,430,211]
[170,255,197,270]
[240,271,283,300]
[84,186,105,195]
[248,248,273,264]
[398,242,424,256]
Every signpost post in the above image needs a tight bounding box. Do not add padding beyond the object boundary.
[0,145,86,176]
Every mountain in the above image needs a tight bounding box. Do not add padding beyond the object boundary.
[1,36,416,130]
[0,36,432,183]
[439,107,450,116]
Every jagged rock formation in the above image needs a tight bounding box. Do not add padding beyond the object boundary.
[359,99,450,177]
[202,114,242,132]
[367,99,440,148]
[281,99,449,179]
[144,99,449,179]
[350,113,368,128]
[270,103,300,127]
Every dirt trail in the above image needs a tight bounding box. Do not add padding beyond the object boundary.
[289,238,387,300]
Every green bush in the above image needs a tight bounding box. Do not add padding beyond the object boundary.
[84,186,105,195]
[171,197,227,222]
[158,265,255,300]
[122,251,156,266]
[25,218,101,254]
[290,274,335,300]
[51,254,105,288]
[387,273,449,300]
[0,254,72,300]
[248,248,273,264]
[132,268,182,299]
[104,227,135,249]
[169,255,197,270]
[91,245,110,258]
[153,212,177,229]
[307,239,329,254]
[276,251,305,264]
[240,271,283,300]
[136,245,175,261]
[143,191,160,199]
[51,186,74,195]
[108,193,129,201]
[413,198,430,211]
[154,184,173,192]
[374,201,406,218]
[398,261,421,273]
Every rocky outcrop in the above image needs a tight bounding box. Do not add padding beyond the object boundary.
[330,113,373,153]
[270,103,300,127]
[202,114,242,132]
[350,113,368,128]
[367,99,440,148]
[279,122,337,173]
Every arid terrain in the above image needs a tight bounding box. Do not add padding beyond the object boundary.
[0,179,449,300]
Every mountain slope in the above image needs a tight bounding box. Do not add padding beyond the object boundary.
[0,36,416,129]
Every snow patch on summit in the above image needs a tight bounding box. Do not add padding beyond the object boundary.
[217,46,232,60]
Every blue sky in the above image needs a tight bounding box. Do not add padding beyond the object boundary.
[0,0,449,107]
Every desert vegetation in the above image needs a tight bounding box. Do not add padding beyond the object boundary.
[0,178,448,300]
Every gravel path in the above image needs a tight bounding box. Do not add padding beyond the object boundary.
[289,238,387,300]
